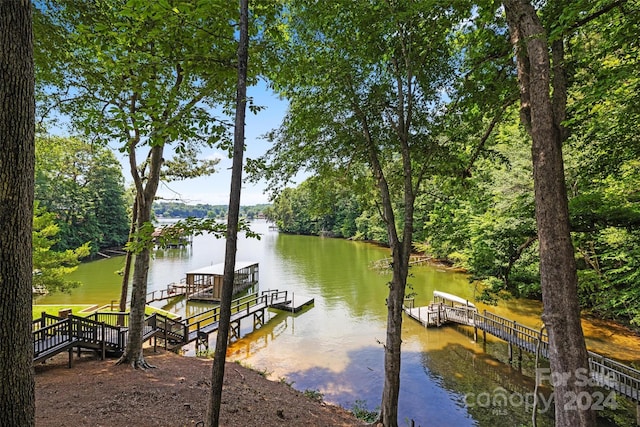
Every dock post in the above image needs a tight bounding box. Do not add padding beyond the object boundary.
[474,326,478,342]
[483,310,487,342]
[254,309,264,329]
[508,342,513,363]
[636,402,640,426]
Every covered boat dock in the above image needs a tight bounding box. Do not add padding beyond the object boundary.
[185,261,259,302]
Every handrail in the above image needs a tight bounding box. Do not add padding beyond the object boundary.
[89,311,130,328]
[406,296,640,402]
[32,312,64,331]
[33,290,292,363]
[145,278,188,303]
[33,318,72,358]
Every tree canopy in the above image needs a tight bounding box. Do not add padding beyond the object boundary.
[35,135,130,254]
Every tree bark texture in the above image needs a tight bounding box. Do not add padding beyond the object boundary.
[0,0,36,424]
[503,1,596,426]
[118,199,137,316]
[118,143,164,368]
[206,0,249,425]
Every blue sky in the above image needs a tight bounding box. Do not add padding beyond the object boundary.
[153,81,289,206]
[48,80,291,206]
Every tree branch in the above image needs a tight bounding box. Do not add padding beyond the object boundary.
[566,0,627,33]
[463,98,515,178]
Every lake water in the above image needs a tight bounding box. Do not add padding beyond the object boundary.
[37,220,640,426]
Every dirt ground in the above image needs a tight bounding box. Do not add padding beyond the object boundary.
[35,350,366,427]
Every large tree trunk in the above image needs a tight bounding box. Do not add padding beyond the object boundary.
[0,0,36,424]
[503,1,596,426]
[206,0,249,425]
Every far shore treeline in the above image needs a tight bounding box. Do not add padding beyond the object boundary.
[153,202,271,221]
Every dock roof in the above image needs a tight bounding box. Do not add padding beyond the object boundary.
[186,261,258,276]
[433,290,476,307]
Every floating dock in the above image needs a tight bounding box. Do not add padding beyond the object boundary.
[403,290,476,327]
[270,294,314,313]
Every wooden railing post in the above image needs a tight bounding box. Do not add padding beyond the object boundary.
[101,322,106,360]
[164,316,168,350]
[183,322,188,344]
[483,310,487,342]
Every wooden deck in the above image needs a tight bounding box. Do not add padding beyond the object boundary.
[371,255,432,271]
[269,293,314,313]
[145,279,189,303]
[33,289,304,365]
[404,290,640,403]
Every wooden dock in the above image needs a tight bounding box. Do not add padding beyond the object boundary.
[404,290,476,327]
[269,293,314,313]
[404,290,640,404]
[145,279,189,303]
[32,289,309,366]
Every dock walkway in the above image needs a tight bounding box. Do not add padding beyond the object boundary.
[33,289,310,366]
[404,290,640,403]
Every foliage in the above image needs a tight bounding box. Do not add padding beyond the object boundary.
[125,217,260,255]
[265,1,640,330]
[35,135,130,254]
[34,0,248,368]
[153,202,270,220]
[351,400,379,423]
[302,389,324,402]
[257,1,464,423]
[32,204,90,293]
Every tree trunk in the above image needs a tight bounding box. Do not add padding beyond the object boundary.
[0,0,36,424]
[366,99,415,427]
[379,247,409,427]
[117,199,155,368]
[503,1,596,426]
[117,143,164,369]
[206,0,249,425]
[118,199,137,324]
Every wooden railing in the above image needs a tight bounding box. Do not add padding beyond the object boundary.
[473,310,549,357]
[88,311,129,328]
[146,312,188,346]
[33,315,125,362]
[33,289,292,363]
[444,306,476,325]
[183,293,260,335]
[33,318,73,360]
[145,278,188,303]
[261,289,289,306]
[588,351,640,400]
[418,303,640,402]
[181,290,289,337]
[32,312,64,332]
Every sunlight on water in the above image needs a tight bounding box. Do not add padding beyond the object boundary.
[46,220,640,425]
